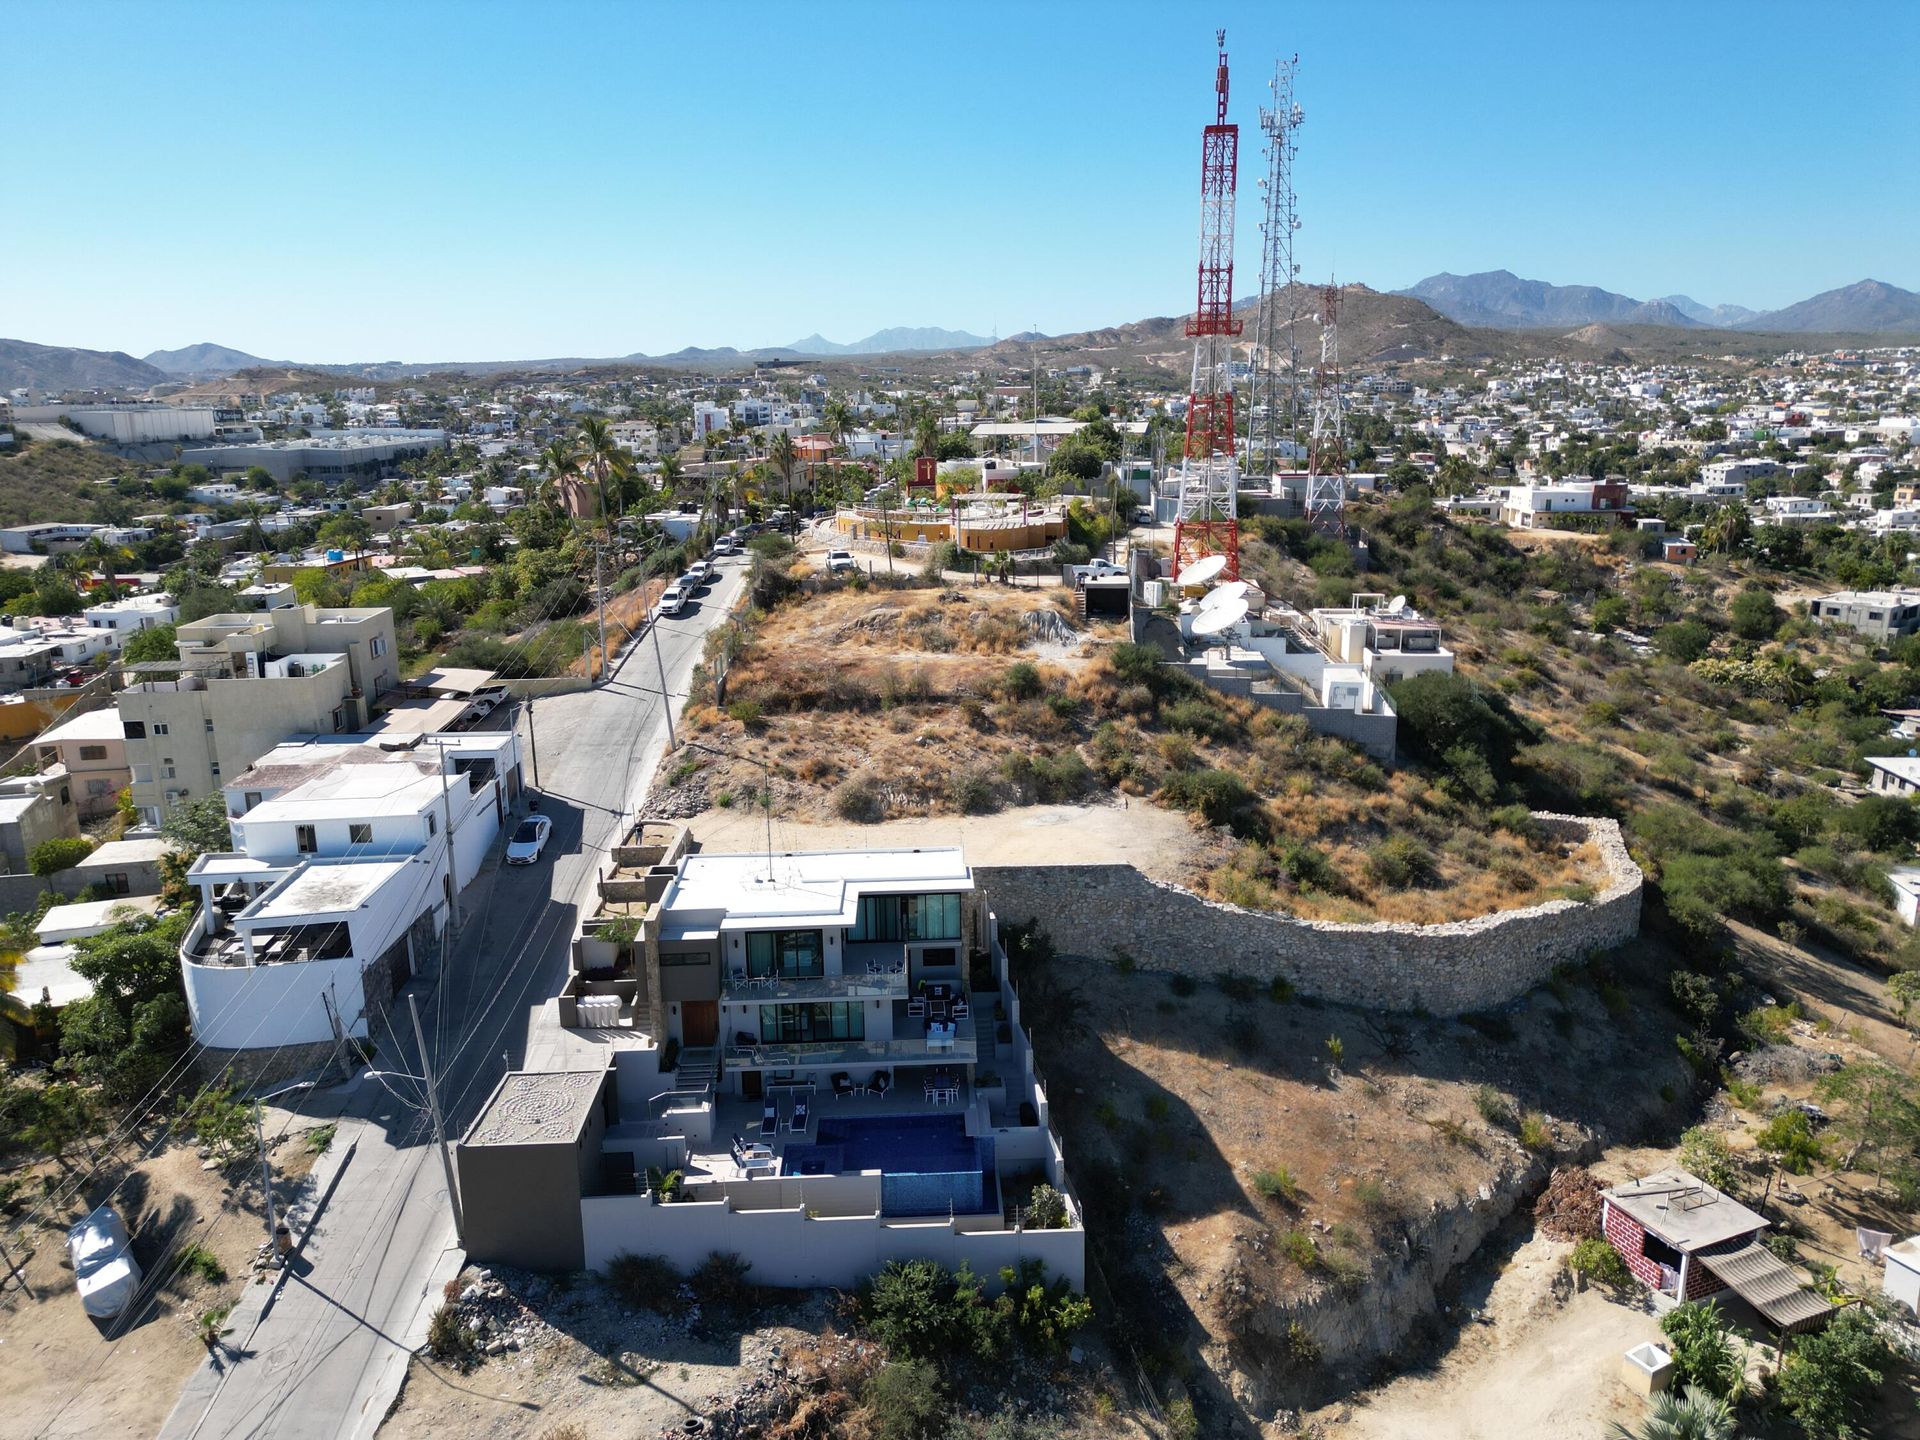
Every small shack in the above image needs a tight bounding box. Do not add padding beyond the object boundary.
[1603,1170,1833,1332]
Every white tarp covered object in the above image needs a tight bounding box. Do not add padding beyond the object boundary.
[67,1204,142,1320]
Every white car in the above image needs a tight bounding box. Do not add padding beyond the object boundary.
[825,550,856,575]
[712,537,742,556]
[505,814,553,865]
[68,1205,141,1320]
[687,558,715,584]
[466,684,511,719]
[654,584,688,618]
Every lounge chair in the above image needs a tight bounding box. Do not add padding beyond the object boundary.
[789,1091,811,1133]
[831,1071,856,1100]
[760,1098,778,1139]
[867,1070,892,1098]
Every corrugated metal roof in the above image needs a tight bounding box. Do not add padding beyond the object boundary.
[1703,1242,1834,1333]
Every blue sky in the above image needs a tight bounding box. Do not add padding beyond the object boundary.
[7,0,1916,362]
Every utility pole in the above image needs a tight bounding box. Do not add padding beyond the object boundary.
[256,1101,277,1261]
[438,747,460,927]
[523,698,539,789]
[649,610,678,749]
[407,993,465,1246]
[594,539,608,683]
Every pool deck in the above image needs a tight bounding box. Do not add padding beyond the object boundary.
[694,1085,978,1181]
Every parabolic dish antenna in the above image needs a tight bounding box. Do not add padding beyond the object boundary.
[1197,579,1251,613]
[1178,554,1227,587]
[1189,597,1249,637]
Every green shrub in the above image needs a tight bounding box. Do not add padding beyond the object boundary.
[173,1243,227,1285]
[1280,1228,1319,1269]
[833,772,887,823]
[862,1360,945,1440]
[690,1251,755,1312]
[1755,1108,1824,1174]
[1677,1125,1740,1191]
[1159,767,1261,834]
[1669,970,1721,1029]
[1024,1184,1068,1229]
[1518,1112,1551,1151]
[1658,1302,1746,1403]
[1106,641,1162,686]
[604,1252,684,1313]
[1473,1085,1513,1129]
[1568,1237,1630,1289]
[1160,696,1228,739]
[1278,841,1338,890]
[28,836,92,877]
[946,768,997,815]
[1366,835,1435,889]
[427,1301,479,1364]
[1251,1166,1303,1206]
[1775,1303,1892,1439]
[999,661,1043,700]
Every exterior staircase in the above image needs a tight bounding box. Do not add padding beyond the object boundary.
[971,994,1000,1067]
[676,1045,718,1091]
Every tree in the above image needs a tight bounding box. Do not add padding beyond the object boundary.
[1728,583,1782,640]
[160,792,232,860]
[824,398,855,456]
[576,415,631,526]
[28,836,92,879]
[122,622,178,666]
[1657,1302,1746,1404]
[1775,1304,1893,1439]
[1699,504,1751,555]
[317,513,372,562]
[1655,620,1712,663]
[1605,1386,1736,1440]
[537,437,584,517]
[1815,1062,1919,1188]
[767,431,798,518]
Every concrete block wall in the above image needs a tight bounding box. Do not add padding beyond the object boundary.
[977,814,1641,1017]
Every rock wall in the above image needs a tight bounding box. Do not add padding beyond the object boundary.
[976,813,1641,1017]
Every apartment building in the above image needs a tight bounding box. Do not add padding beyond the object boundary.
[117,605,399,824]
[178,728,523,1054]
[0,769,79,876]
[82,593,179,639]
[455,838,1083,1287]
[1809,589,1920,643]
[34,707,130,819]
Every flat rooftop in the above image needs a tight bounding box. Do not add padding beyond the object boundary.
[242,765,444,823]
[660,847,973,934]
[250,857,414,922]
[35,707,126,745]
[35,894,164,943]
[1604,1170,1769,1252]
[464,1070,605,1148]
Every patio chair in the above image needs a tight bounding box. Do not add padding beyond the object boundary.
[831,1071,856,1100]
[789,1090,812,1133]
[952,1000,970,1019]
[867,1069,892,1097]
[735,1030,757,1049]
[908,996,927,1018]
[760,1098,779,1139]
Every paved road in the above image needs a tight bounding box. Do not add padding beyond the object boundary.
[156,556,747,1440]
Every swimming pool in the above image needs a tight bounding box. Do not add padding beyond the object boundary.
[784,1114,998,1217]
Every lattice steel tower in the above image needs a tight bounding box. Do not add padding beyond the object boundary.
[1249,55,1303,472]
[1306,282,1347,537]
[1172,28,1243,581]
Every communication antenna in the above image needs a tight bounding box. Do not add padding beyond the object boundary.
[1249,54,1303,473]
[1172,29,1243,581]
[1306,280,1346,538]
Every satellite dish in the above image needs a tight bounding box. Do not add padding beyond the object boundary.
[1198,579,1251,612]
[1190,597,1249,637]
[1178,554,1228,586]
[1386,594,1408,614]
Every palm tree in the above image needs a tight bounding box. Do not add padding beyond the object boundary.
[78,534,132,601]
[576,416,630,526]
[1606,1385,1737,1440]
[657,451,685,499]
[824,398,855,456]
[913,412,940,460]
[538,438,584,517]
[768,432,798,521]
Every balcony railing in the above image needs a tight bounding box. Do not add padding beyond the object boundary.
[726,1019,978,1070]
[723,969,908,1002]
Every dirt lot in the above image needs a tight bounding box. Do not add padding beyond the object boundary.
[657,577,1603,925]
[0,1105,334,1440]
[1023,931,1697,1425]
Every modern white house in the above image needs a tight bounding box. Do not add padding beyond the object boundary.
[82,594,180,640]
[454,840,1085,1290]
[176,729,524,1058]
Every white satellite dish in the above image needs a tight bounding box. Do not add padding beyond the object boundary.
[1197,579,1251,612]
[1178,554,1228,586]
[1386,594,1408,615]
[1190,597,1249,636]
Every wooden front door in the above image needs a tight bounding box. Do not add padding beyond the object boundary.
[682,1000,719,1046]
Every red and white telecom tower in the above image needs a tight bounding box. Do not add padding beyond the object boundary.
[1172,28,1242,582]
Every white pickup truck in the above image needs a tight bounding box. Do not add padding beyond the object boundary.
[825,550,856,575]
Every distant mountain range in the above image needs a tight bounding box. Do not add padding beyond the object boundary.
[0,339,166,392]
[786,326,994,356]
[1397,269,1920,334]
[142,342,284,377]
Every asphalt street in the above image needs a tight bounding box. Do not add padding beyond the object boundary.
[154,554,747,1440]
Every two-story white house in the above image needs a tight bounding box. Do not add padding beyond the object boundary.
[176,729,524,1060]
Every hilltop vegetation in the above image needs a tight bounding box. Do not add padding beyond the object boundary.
[0,435,133,527]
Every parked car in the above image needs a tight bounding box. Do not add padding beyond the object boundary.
[686,559,715,584]
[825,550,856,575]
[466,683,511,719]
[654,584,688,618]
[1084,558,1126,577]
[505,814,553,865]
[68,1205,141,1320]
[1134,506,1156,525]
[712,537,742,556]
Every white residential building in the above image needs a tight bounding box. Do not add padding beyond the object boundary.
[178,729,524,1054]
[83,594,179,640]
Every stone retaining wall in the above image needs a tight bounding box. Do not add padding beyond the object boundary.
[975,813,1641,1016]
